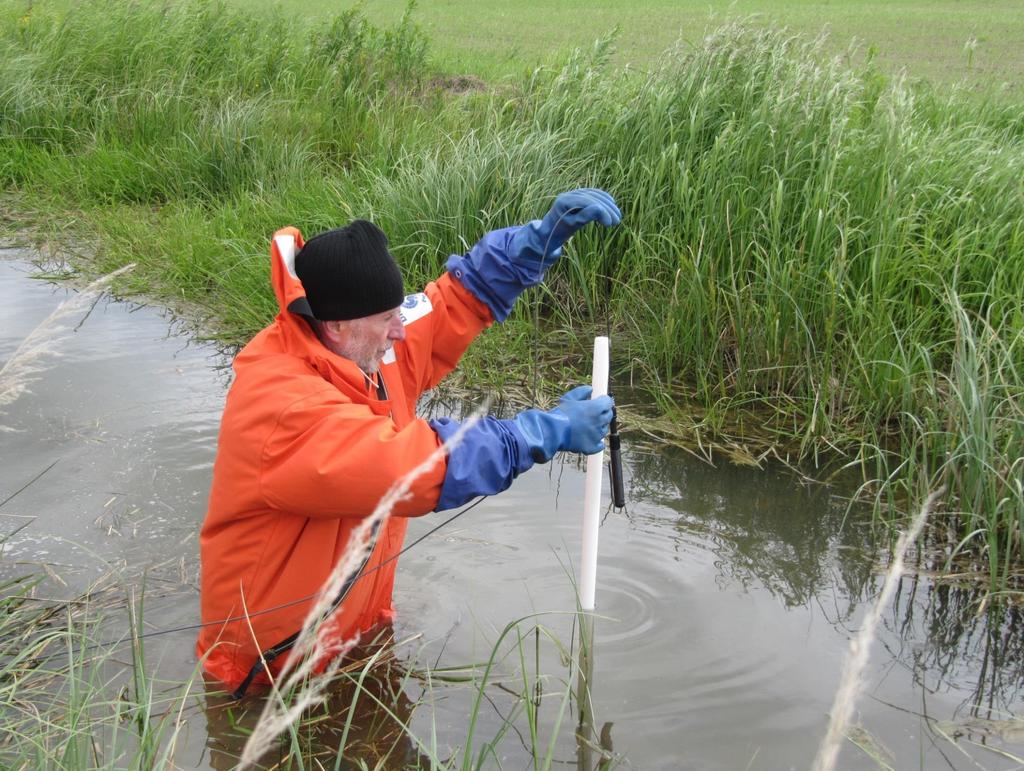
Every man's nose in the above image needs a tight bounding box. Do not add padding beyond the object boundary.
[388,317,406,341]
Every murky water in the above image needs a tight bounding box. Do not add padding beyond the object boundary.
[2,249,1021,770]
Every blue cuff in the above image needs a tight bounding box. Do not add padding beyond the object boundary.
[430,416,534,511]
[446,226,553,322]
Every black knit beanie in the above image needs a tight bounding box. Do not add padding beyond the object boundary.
[294,220,405,321]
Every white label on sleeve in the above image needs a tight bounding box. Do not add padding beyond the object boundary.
[398,293,432,326]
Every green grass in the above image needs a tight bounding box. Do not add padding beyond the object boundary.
[0,0,1022,588]
[0,567,591,769]
[0,573,199,768]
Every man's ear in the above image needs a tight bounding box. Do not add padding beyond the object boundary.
[322,319,347,341]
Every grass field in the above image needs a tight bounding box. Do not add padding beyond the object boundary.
[244,0,1024,92]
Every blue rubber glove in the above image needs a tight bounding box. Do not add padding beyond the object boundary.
[447,189,621,322]
[513,385,615,463]
[429,386,615,511]
[508,188,622,268]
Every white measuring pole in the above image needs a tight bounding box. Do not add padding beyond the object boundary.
[579,336,609,611]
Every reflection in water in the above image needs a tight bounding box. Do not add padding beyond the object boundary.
[627,445,878,608]
[888,578,1024,718]
[627,442,1024,726]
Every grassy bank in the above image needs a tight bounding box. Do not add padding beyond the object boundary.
[1,0,1022,588]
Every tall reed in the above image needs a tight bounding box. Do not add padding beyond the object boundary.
[812,489,942,771]
[0,264,134,416]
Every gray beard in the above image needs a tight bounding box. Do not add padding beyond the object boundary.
[307,318,382,374]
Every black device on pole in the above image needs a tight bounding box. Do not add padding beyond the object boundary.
[605,270,625,510]
[608,407,625,509]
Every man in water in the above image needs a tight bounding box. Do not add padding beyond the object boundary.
[197,189,621,695]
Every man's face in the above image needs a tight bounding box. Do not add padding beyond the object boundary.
[324,307,405,374]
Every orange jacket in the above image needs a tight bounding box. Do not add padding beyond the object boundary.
[196,227,492,691]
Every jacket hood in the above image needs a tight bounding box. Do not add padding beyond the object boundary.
[268,226,330,364]
[270,227,311,317]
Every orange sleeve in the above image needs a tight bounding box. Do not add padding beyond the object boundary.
[259,392,447,519]
[394,273,493,403]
